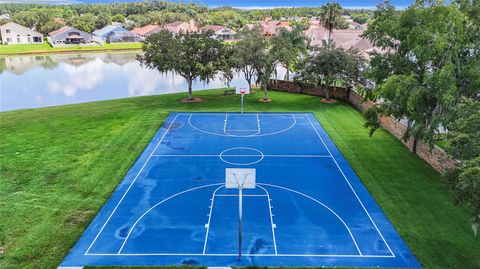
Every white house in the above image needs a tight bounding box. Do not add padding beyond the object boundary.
[200,25,236,40]
[0,22,43,45]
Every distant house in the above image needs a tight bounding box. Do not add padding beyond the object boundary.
[163,19,197,34]
[259,20,291,37]
[200,25,236,40]
[93,24,140,43]
[48,26,93,44]
[0,22,43,45]
[131,24,161,39]
[0,13,10,21]
[354,23,368,30]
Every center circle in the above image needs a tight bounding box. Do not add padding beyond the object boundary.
[219,147,264,166]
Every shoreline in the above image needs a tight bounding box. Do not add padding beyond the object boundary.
[0,47,142,57]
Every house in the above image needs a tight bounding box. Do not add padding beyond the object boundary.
[0,13,10,21]
[200,25,236,40]
[48,26,93,44]
[131,24,161,39]
[163,19,197,34]
[259,20,291,37]
[305,27,382,59]
[0,22,43,45]
[93,24,140,43]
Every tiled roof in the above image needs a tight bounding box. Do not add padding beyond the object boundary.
[131,24,160,36]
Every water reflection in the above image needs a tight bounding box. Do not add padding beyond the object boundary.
[1,52,286,112]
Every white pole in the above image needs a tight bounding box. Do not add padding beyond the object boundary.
[241,94,244,114]
[238,186,243,259]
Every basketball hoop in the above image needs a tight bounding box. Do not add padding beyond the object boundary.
[225,168,256,259]
[236,87,250,114]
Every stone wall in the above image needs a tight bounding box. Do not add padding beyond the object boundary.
[268,79,458,172]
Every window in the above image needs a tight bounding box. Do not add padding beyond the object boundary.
[27,37,31,43]
[6,29,10,33]
[6,37,11,42]
[17,37,21,43]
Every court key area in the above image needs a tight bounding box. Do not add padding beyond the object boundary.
[60,112,421,268]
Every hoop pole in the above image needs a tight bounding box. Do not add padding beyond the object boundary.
[240,94,244,114]
[238,186,243,259]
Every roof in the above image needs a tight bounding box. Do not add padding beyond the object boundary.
[201,25,225,32]
[93,24,124,37]
[49,26,72,37]
[165,21,186,27]
[131,25,160,36]
[0,22,42,36]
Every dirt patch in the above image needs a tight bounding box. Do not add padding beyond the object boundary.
[258,98,272,103]
[181,97,203,103]
[65,210,95,226]
[320,98,338,103]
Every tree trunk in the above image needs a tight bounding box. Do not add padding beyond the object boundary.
[324,84,330,99]
[247,79,252,92]
[412,138,418,154]
[263,84,268,100]
[188,78,193,99]
[285,66,290,81]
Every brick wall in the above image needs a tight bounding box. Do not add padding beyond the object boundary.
[268,80,349,99]
[269,79,459,172]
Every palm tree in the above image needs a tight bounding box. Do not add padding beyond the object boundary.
[320,2,343,47]
[272,25,308,80]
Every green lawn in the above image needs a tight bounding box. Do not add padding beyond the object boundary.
[0,89,478,269]
[0,42,142,55]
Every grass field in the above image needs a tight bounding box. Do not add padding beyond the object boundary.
[0,42,142,55]
[0,89,478,269]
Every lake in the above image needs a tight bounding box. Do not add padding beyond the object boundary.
[0,52,284,112]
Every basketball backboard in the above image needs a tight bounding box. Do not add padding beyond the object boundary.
[225,168,256,189]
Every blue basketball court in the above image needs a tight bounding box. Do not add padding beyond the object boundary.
[60,112,420,268]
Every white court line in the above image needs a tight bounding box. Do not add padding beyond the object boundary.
[118,183,224,254]
[150,154,332,158]
[305,114,395,257]
[223,114,228,135]
[84,253,394,258]
[179,113,296,116]
[258,183,363,256]
[84,114,179,255]
[256,185,278,255]
[214,194,268,197]
[203,185,225,254]
[188,113,296,137]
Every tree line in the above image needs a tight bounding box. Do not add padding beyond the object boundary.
[0,1,367,35]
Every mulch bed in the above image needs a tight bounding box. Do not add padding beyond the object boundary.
[181,97,203,103]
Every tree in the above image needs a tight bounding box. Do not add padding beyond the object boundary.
[37,20,62,35]
[139,29,229,100]
[362,1,480,152]
[255,43,278,101]
[232,26,268,92]
[295,47,360,99]
[69,13,97,33]
[272,25,307,81]
[95,12,111,30]
[111,14,125,23]
[319,2,343,46]
[442,98,480,235]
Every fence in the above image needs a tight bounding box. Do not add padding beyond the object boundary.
[268,79,459,172]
